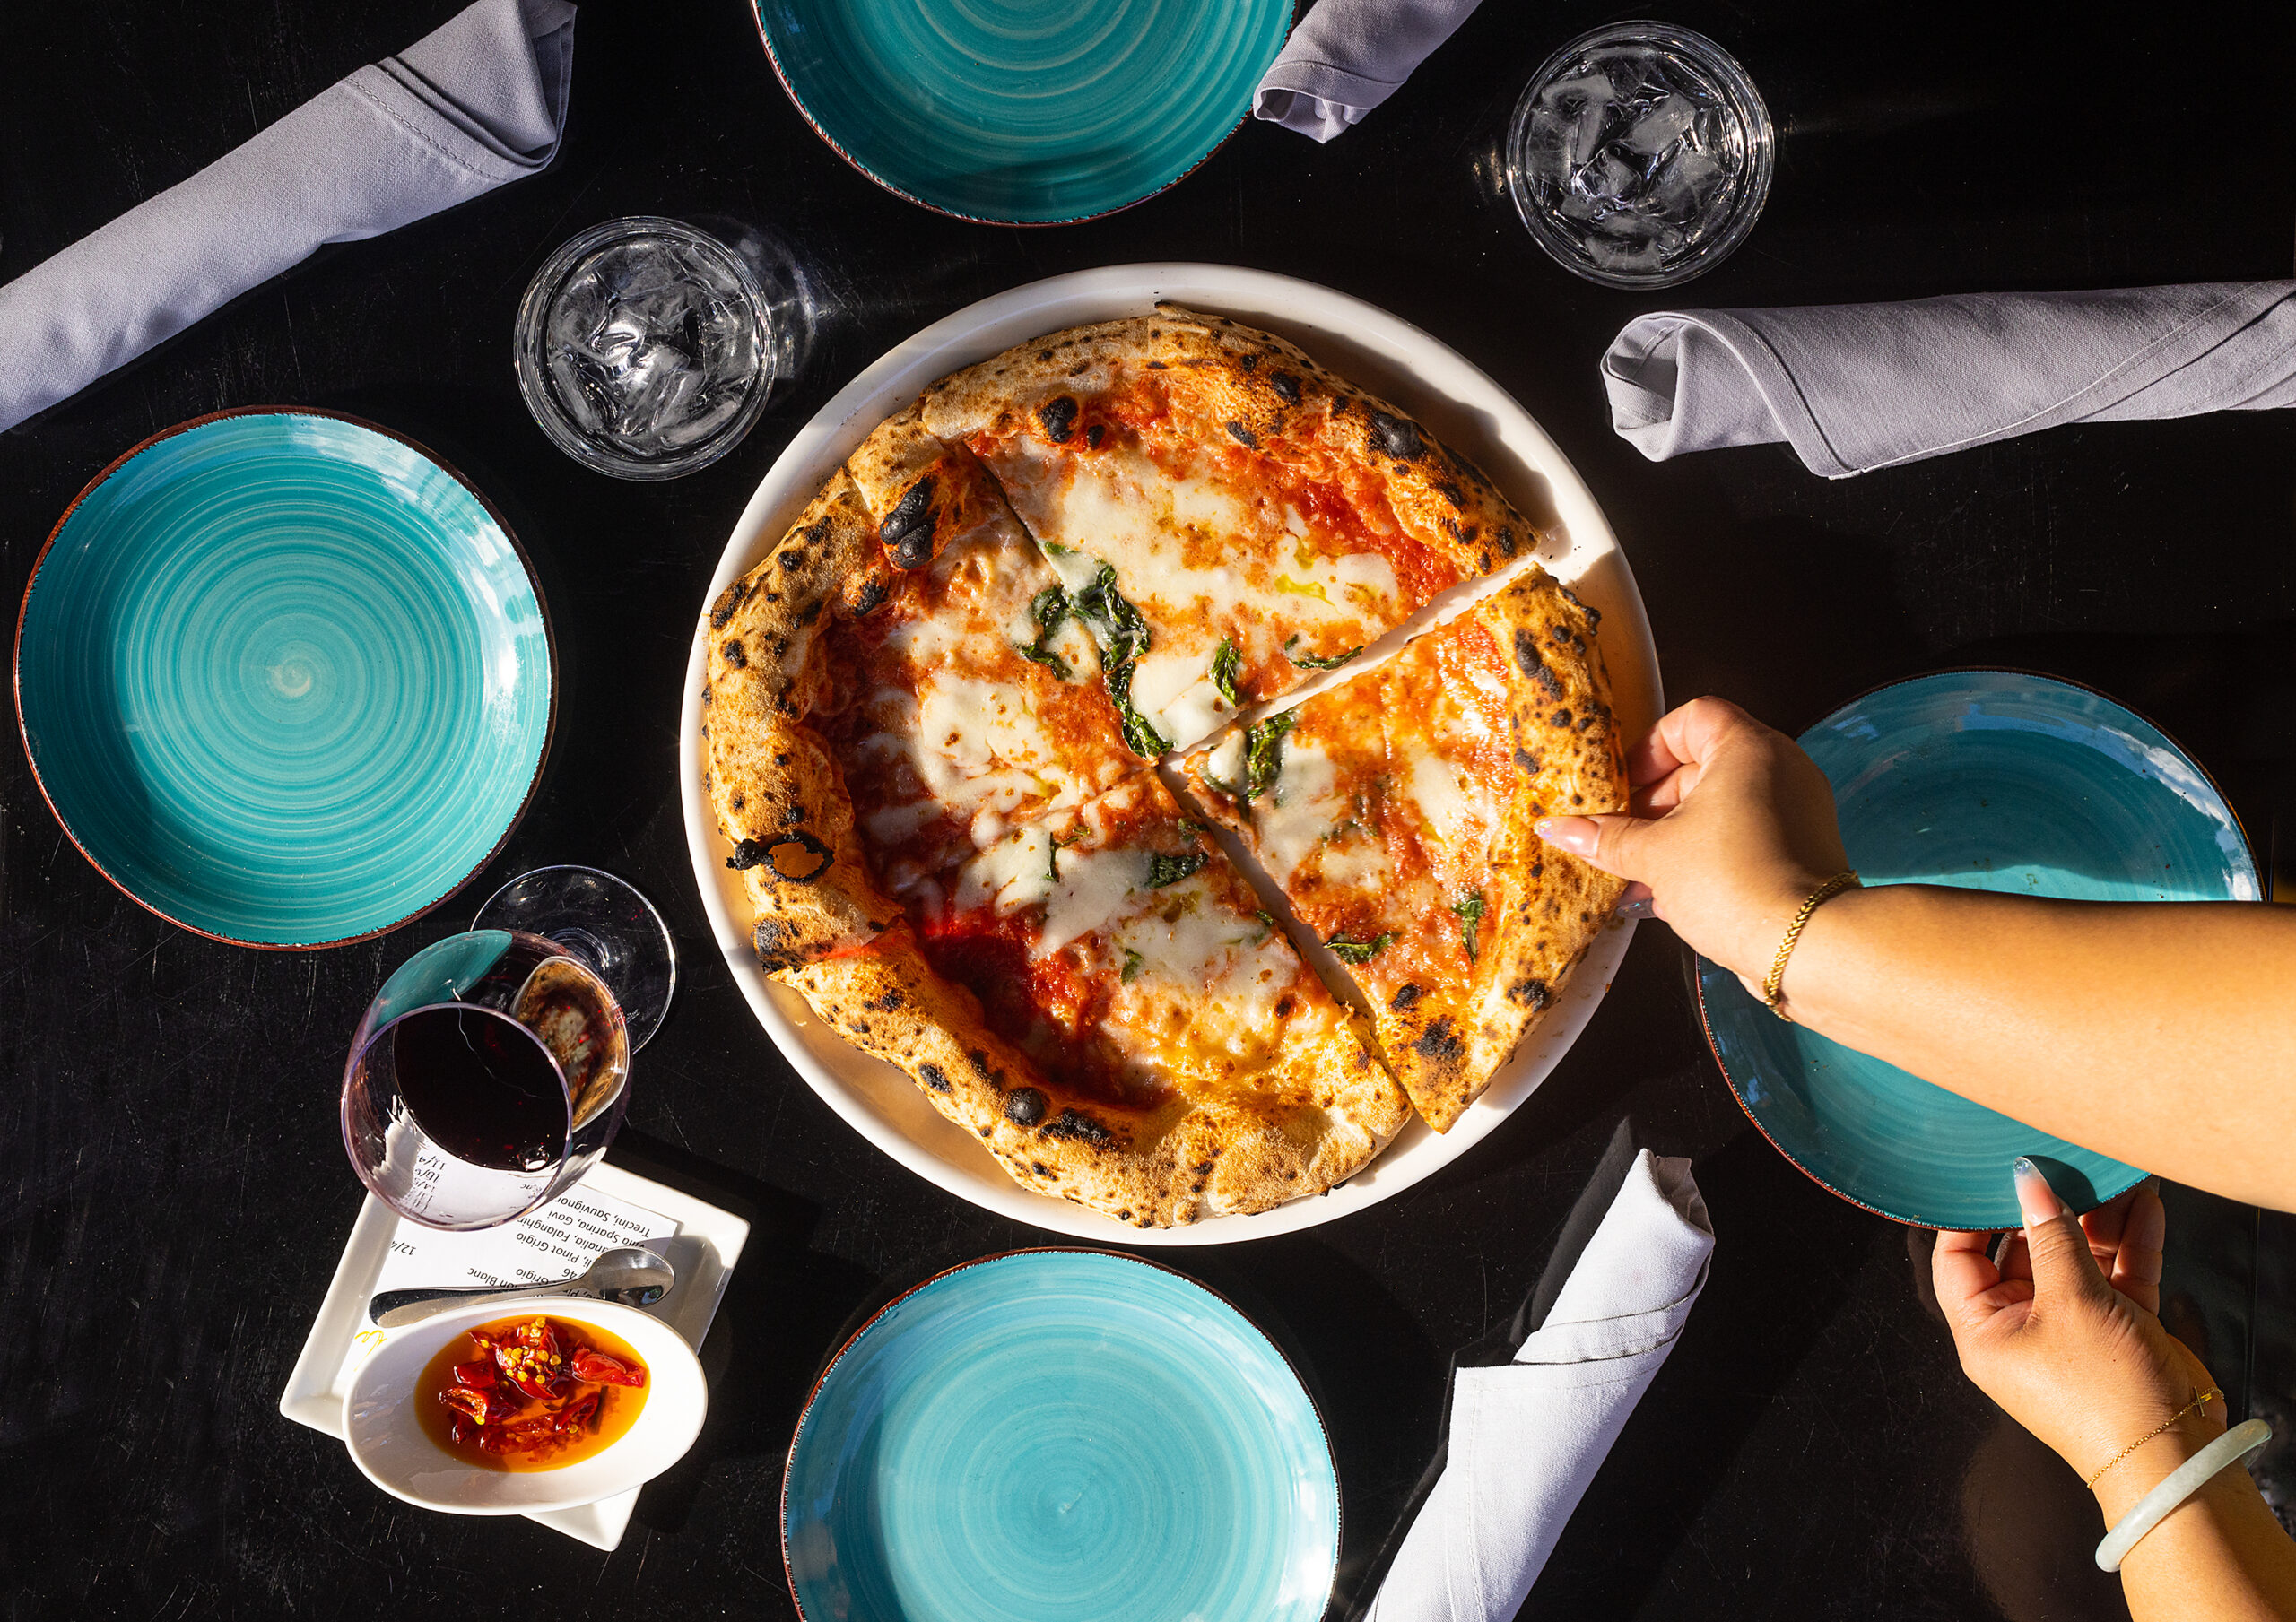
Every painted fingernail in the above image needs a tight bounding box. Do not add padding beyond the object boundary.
[2013,1157,2064,1225]
[1538,817,1595,857]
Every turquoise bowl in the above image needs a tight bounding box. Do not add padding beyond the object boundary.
[1700,670,2259,1230]
[783,1249,1339,1622]
[752,0,1292,224]
[15,411,554,949]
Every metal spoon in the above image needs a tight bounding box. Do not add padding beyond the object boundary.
[368,1246,674,1329]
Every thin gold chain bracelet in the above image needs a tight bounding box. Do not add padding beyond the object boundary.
[2084,1388,2222,1489]
[1761,871,1860,1021]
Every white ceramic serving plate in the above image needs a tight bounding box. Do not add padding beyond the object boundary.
[344,1297,709,1516]
[680,265,1663,1245]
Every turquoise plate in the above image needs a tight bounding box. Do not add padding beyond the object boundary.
[783,1249,1339,1621]
[1700,670,2259,1230]
[14,411,554,949]
[752,0,1292,224]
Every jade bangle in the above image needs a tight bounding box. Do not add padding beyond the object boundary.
[2095,1419,2272,1572]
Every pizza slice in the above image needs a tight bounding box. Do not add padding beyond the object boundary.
[780,769,1411,1225]
[701,409,1139,971]
[1179,568,1627,1132]
[919,307,1542,755]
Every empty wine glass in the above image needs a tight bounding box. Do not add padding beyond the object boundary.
[340,868,675,1230]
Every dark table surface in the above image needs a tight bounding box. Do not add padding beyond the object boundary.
[5,2,2295,1618]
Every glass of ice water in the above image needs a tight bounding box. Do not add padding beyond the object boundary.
[1505,22,1773,290]
[515,217,773,480]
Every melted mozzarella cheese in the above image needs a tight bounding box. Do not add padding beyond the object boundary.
[1269,550,1404,631]
[1166,468,1250,535]
[1330,550,1399,601]
[1038,845,1144,957]
[956,824,1057,915]
[1039,540,1103,599]
[881,610,964,665]
[1110,882,1298,1039]
[1255,740,1344,885]
[1031,453,1248,613]
[1047,617,1100,678]
[865,799,941,845]
[888,677,1063,820]
[1407,752,1485,848]
[1310,836,1390,889]
[1202,733,1246,795]
[1114,881,1244,983]
[1131,646,1233,753]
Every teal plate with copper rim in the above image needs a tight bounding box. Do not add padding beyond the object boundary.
[1700,670,2258,1231]
[15,411,553,949]
[783,1249,1339,1622]
[752,0,1292,224]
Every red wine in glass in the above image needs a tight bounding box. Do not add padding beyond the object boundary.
[342,927,633,1229]
[389,1007,567,1172]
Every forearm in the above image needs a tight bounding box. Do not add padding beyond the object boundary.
[1777,886,2296,1210]
[2099,1431,2296,1622]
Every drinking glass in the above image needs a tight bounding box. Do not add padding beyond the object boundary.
[513,216,774,480]
[340,867,675,1230]
[1504,21,1773,289]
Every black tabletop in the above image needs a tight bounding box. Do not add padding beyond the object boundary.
[5,2,2294,1618]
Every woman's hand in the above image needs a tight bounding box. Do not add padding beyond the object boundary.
[1535,696,1850,982]
[1933,1165,2225,1513]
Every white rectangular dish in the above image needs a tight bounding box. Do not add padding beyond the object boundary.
[278,1162,750,1550]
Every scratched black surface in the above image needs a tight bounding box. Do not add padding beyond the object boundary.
[4,2,2294,1618]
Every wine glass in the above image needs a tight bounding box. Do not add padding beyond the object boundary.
[340,868,675,1231]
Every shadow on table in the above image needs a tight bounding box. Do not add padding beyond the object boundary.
[1174,1239,1451,1619]
[599,1130,882,1539]
[1517,1125,1880,1619]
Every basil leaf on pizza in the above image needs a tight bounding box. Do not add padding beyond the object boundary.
[1285,635,1362,671]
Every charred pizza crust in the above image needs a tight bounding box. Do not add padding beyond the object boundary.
[1384,575,1627,1130]
[703,471,902,972]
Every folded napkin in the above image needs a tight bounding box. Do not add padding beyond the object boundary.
[1365,1148,1714,1621]
[1254,0,1483,143]
[0,0,577,433]
[1603,280,2296,478]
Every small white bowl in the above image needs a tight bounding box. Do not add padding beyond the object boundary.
[344,1297,708,1514]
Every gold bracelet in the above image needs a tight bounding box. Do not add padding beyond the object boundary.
[2084,1388,2222,1489]
[1761,871,1860,1021]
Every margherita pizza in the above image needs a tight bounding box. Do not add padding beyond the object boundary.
[701,306,1625,1227]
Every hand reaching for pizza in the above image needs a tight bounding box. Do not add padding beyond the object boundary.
[1535,696,1848,984]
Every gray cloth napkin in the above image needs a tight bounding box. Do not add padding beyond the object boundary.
[1365,1150,1713,1622]
[0,0,576,433]
[1254,0,1483,143]
[1602,280,2296,478]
